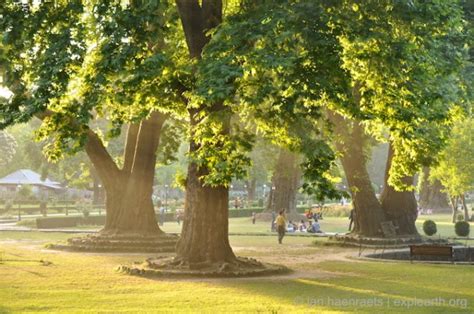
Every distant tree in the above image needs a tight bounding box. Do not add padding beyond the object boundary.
[266,148,301,217]
[0,130,16,167]
[418,167,450,211]
[431,118,474,222]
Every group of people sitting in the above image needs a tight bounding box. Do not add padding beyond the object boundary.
[275,210,324,244]
[286,219,323,233]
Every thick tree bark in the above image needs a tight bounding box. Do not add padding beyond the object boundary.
[418,167,450,211]
[267,148,300,215]
[175,107,236,265]
[174,0,237,266]
[102,112,166,234]
[84,112,167,235]
[246,178,256,205]
[329,112,386,237]
[175,151,235,265]
[380,143,418,236]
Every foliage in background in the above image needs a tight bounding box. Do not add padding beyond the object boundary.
[0,129,16,166]
[431,118,474,199]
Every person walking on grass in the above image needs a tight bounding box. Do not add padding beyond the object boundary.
[276,210,287,244]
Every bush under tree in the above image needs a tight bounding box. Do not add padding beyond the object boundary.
[454,221,470,237]
[423,220,437,236]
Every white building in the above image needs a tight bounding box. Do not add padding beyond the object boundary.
[0,169,62,197]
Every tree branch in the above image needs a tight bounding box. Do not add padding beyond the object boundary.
[35,110,121,188]
[122,123,140,175]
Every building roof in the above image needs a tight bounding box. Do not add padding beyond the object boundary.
[0,169,62,190]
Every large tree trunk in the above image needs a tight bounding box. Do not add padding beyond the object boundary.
[174,107,235,265]
[85,112,166,235]
[329,112,386,237]
[267,148,300,216]
[102,181,160,235]
[380,143,418,236]
[174,0,238,266]
[418,167,450,211]
[246,178,256,205]
[175,153,235,265]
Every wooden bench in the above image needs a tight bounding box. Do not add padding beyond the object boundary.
[409,245,454,263]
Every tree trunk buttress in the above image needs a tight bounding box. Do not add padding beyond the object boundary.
[380,143,419,236]
[418,167,450,211]
[329,112,386,237]
[175,158,235,265]
[97,112,166,235]
[269,148,300,215]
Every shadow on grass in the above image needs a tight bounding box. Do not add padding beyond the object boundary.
[134,258,473,313]
[211,275,472,313]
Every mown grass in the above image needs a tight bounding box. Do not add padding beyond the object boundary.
[10,213,471,240]
[0,231,472,313]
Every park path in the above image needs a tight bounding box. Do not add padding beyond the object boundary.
[0,220,98,233]
[0,221,30,231]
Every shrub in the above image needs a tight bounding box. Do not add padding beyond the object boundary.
[423,220,437,236]
[323,205,351,217]
[456,213,465,222]
[17,219,37,228]
[82,209,90,218]
[454,221,470,237]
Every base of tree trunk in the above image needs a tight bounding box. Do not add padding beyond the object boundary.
[117,256,289,278]
[48,233,178,253]
[325,234,422,248]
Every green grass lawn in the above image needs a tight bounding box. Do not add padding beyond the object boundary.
[0,231,472,313]
[14,213,470,239]
[161,214,470,238]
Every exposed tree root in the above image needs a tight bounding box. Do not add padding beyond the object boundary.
[47,233,178,253]
[324,233,423,248]
[117,256,289,278]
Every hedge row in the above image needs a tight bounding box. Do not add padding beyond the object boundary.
[36,216,106,229]
[37,213,177,229]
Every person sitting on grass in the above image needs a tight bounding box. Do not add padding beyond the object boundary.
[287,220,296,233]
[298,219,307,232]
[307,219,323,233]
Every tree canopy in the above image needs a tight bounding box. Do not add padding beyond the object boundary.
[0,0,471,200]
[193,0,470,191]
